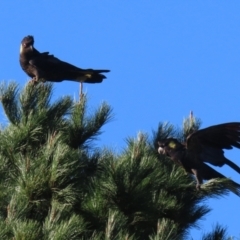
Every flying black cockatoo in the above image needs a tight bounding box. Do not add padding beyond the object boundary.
[19,35,110,95]
[157,122,240,191]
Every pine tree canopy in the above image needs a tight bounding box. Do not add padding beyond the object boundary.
[0,81,234,239]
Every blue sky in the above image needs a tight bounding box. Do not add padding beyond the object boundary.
[1,1,240,238]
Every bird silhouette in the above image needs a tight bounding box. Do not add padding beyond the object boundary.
[20,35,110,95]
[158,122,240,191]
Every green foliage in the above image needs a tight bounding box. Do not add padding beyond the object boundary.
[201,224,228,240]
[182,111,201,141]
[0,81,234,239]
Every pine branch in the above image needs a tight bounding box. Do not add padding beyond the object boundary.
[0,82,20,125]
[12,220,42,240]
[43,201,86,239]
[66,95,113,149]
[201,224,228,240]
[182,112,201,141]
[198,178,240,198]
[149,219,184,240]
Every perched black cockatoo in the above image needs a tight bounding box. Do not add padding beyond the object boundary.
[158,122,240,190]
[19,35,110,94]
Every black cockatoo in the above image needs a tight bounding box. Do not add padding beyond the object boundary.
[19,35,110,94]
[158,122,240,190]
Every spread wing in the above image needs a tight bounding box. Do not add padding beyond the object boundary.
[186,122,240,172]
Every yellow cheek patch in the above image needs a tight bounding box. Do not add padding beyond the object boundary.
[85,74,92,78]
[168,141,176,149]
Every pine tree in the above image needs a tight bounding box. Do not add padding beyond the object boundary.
[0,81,234,239]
